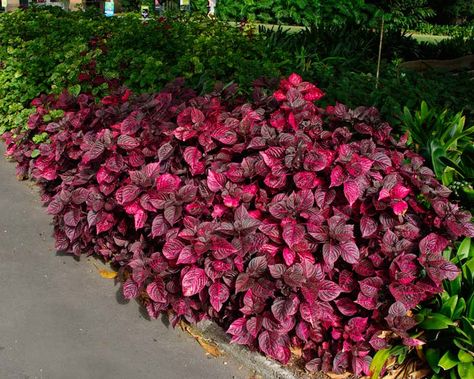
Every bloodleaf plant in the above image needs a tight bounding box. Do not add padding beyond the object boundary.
[3,73,473,377]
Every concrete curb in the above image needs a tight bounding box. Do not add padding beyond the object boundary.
[194,320,328,379]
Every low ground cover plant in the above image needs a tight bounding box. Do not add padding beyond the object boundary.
[3,74,473,376]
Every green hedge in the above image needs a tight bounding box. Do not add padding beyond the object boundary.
[1,7,473,136]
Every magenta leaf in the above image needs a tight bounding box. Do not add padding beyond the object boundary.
[282,223,305,247]
[271,295,299,322]
[123,279,139,299]
[343,180,360,206]
[156,174,181,193]
[317,280,342,301]
[207,170,226,192]
[146,278,166,303]
[209,282,230,312]
[181,267,207,297]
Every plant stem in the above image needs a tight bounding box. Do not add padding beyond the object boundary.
[376,14,385,89]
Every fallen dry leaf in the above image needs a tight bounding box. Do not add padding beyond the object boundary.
[98,269,118,279]
[380,359,430,379]
[197,338,222,357]
[326,372,351,379]
[408,369,431,379]
[290,345,303,358]
[90,261,118,279]
[180,321,222,357]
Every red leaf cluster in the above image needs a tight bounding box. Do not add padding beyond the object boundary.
[3,74,473,376]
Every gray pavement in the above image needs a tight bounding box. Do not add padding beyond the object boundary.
[0,145,249,379]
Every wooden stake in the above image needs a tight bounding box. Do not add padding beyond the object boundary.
[376,15,385,89]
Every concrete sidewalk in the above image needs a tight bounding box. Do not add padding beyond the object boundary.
[0,145,248,379]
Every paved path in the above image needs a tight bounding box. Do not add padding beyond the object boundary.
[0,145,248,379]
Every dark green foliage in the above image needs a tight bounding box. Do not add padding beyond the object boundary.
[416,22,474,37]
[415,238,474,379]
[428,0,474,24]
[191,0,371,27]
[0,7,473,140]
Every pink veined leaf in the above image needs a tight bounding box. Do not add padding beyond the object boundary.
[322,242,341,268]
[343,180,360,206]
[134,209,147,230]
[295,189,314,210]
[247,256,268,276]
[96,212,115,234]
[183,146,205,176]
[182,267,207,297]
[191,108,205,124]
[264,173,287,189]
[162,238,185,260]
[156,174,181,193]
[293,171,319,189]
[123,278,139,299]
[151,214,168,238]
[117,135,140,150]
[288,112,298,131]
[360,216,378,238]
[288,73,303,86]
[391,183,411,199]
[268,264,286,279]
[164,205,181,226]
[177,245,197,265]
[283,247,296,266]
[335,298,358,316]
[115,185,141,205]
[210,236,238,259]
[47,198,64,215]
[208,282,230,312]
[258,330,291,364]
[158,143,174,161]
[227,317,247,335]
[360,276,384,296]
[271,295,300,322]
[282,223,305,247]
[317,280,342,301]
[392,200,408,215]
[211,127,238,145]
[207,170,226,192]
[330,165,345,187]
[146,278,166,303]
[388,301,407,317]
[389,283,426,309]
[246,317,262,338]
[144,162,161,179]
[419,233,449,256]
[340,241,360,264]
[88,140,106,160]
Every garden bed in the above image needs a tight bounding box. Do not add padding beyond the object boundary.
[1,8,474,379]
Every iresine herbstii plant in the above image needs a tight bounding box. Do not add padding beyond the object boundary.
[3,74,474,377]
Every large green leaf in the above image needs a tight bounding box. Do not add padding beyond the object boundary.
[458,362,474,378]
[369,348,391,379]
[439,350,459,371]
[457,238,472,262]
[426,348,441,373]
[419,312,456,330]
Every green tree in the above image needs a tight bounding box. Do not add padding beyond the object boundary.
[429,0,474,24]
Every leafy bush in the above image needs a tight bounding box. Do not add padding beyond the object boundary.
[400,101,474,210]
[191,0,372,27]
[0,8,109,134]
[0,10,293,135]
[3,74,473,376]
[416,237,474,379]
[1,7,473,141]
[415,22,474,38]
